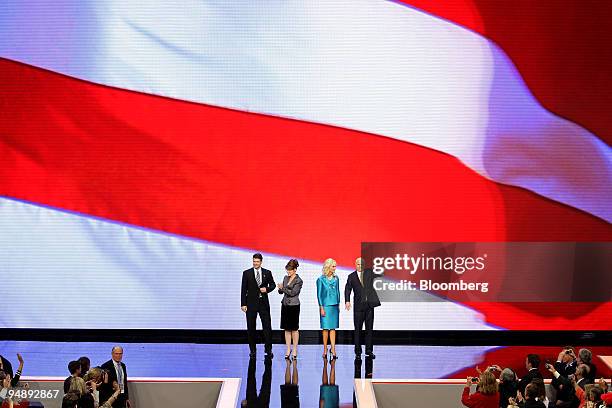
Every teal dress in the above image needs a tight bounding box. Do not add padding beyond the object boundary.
[316,274,340,329]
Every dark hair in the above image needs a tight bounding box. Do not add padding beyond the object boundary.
[78,356,90,371]
[526,354,540,368]
[525,383,539,400]
[68,360,81,375]
[286,259,299,270]
[0,370,7,382]
[62,392,80,408]
[79,393,95,408]
[253,253,263,261]
[589,386,604,402]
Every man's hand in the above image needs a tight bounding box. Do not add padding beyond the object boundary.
[345,302,351,311]
[126,399,132,408]
[241,306,247,313]
[320,306,326,317]
[259,287,267,293]
[557,351,565,362]
[545,363,556,374]
[277,283,283,290]
[466,377,473,387]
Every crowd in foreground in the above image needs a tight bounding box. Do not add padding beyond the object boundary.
[462,347,612,408]
[0,346,130,408]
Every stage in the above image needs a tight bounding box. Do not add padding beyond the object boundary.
[2,341,611,407]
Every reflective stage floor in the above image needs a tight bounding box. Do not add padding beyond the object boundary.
[1,342,611,407]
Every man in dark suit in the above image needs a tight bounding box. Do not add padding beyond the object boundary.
[241,357,272,407]
[241,253,276,359]
[345,257,381,360]
[518,354,543,398]
[100,346,130,408]
[552,347,578,405]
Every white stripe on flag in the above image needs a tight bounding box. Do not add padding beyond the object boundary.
[0,197,492,330]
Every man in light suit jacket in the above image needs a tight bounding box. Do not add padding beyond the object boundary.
[241,253,276,359]
[345,257,381,359]
[100,346,130,408]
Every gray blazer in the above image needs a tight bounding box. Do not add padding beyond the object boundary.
[279,274,303,306]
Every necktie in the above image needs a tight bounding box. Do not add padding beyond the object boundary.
[256,269,262,286]
[116,363,124,392]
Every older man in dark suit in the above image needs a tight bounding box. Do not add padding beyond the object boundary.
[100,346,130,408]
[345,257,381,360]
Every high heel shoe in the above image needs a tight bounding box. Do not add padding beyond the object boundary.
[330,351,338,360]
[292,353,298,360]
[285,354,290,360]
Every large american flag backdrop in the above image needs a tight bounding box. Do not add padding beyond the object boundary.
[0,0,610,331]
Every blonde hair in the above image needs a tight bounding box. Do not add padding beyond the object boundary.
[478,371,498,395]
[68,376,86,396]
[322,258,337,277]
[84,367,102,383]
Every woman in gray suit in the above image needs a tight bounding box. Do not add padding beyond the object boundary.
[277,259,303,360]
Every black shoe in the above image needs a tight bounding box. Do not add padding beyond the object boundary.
[366,352,376,359]
[249,352,257,359]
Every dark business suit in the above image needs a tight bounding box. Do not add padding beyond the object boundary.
[241,267,276,354]
[344,269,381,355]
[518,368,543,397]
[100,359,129,408]
[245,357,271,407]
[552,360,577,403]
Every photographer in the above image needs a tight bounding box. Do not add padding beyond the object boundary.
[545,360,579,408]
[461,371,500,408]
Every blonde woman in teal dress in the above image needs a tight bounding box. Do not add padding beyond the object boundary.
[316,258,340,360]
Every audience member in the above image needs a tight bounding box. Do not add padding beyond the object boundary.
[64,361,82,394]
[498,367,519,408]
[546,360,579,408]
[0,354,24,387]
[462,371,500,408]
[577,349,597,384]
[519,354,543,398]
[576,365,592,390]
[79,357,91,378]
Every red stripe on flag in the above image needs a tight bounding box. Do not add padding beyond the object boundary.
[1,58,610,259]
